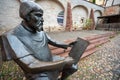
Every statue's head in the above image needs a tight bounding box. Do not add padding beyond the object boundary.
[19,1,44,32]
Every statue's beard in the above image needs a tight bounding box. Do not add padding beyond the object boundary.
[34,25,43,32]
[33,19,43,32]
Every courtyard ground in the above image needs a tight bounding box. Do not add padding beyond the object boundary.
[67,33,120,80]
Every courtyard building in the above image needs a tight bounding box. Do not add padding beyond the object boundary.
[0,0,119,32]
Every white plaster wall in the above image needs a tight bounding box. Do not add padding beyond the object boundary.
[70,0,104,28]
[0,0,21,32]
[37,0,64,28]
[58,0,67,27]
[72,6,88,27]
[70,0,104,16]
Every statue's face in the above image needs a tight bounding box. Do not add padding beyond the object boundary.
[27,10,44,32]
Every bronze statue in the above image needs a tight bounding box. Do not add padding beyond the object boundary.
[0,1,89,80]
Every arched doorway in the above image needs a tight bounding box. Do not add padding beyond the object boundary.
[94,10,102,24]
[72,5,88,29]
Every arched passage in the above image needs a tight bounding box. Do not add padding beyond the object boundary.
[94,10,102,24]
[36,0,64,29]
[72,5,88,28]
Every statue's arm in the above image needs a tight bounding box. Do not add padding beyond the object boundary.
[17,55,66,73]
[15,55,74,74]
[6,34,72,73]
[46,34,68,49]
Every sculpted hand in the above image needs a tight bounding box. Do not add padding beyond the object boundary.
[68,41,77,47]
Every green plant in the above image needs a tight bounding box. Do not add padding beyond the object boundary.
[83,19,93,30]
[92,0,96,3]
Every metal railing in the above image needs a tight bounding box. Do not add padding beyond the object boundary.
[96,23,120,31]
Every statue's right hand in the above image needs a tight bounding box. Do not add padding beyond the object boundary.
[68,41,77,47]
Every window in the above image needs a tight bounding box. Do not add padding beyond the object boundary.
[57,11,64,26]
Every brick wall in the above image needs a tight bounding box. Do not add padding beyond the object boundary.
[103,5,120,16]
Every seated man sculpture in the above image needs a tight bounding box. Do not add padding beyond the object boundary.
[0,1,89,80]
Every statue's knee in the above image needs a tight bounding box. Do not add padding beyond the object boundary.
[62,64,78,74]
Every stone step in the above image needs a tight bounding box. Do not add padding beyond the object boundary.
[51,32,115,59]
[93,38,110,46]
[89,36,109,44]
[49,32,115,50]
[51,44,96,55]
[81,48,97,58]
[58,47,97,59]
[84,32,114,41]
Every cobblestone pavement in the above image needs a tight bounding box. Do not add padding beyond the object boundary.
[67,33,120,80]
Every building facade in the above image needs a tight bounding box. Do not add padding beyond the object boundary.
[0,0,104,32]
[96,0,120,31]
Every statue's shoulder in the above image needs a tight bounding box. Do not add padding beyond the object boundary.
[0,26,21,48]
[1,24,21,37]
[1,30,16,41]
[0,32,13,43]
[0,26,21,61]
[0,25,23,48]
[0,25,32,60]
